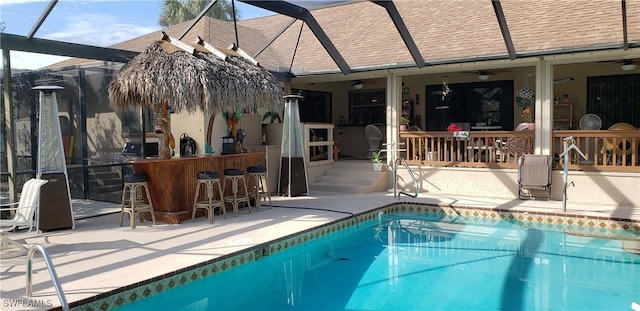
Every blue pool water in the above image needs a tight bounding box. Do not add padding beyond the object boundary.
[114,212,640,311]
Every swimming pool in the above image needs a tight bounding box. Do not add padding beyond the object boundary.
[106,207,639,311]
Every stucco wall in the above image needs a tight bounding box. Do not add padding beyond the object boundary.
[170,110,205,156]
[554,171,640,207]
[394,167,640,208]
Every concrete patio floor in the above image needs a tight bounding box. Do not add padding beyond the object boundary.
[1,191,639,311]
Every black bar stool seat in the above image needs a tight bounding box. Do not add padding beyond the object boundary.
[222,169,251,216]
[193,171,226,223]
[247,166,272,211]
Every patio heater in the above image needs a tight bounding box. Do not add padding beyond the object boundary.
[278,95,309,197]
[33,86,75,231]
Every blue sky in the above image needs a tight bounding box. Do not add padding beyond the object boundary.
[0,0,274,69]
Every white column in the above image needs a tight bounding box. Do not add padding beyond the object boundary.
[535,58,553,155]
[385,72,402,159]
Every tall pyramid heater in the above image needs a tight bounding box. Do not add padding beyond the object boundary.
[278,95,309,197]
[33,86,75,231]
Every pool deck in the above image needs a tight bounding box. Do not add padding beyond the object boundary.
[1,191,638,311]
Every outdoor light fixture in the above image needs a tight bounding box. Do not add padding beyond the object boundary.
[353,83,364,89]
[621,63,637,71]
[477,74,490,81]
[221,136,235,155]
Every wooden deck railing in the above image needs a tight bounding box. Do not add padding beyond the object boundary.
[399,131,534,169]
[552,130,640,172]
[399,130,640,172]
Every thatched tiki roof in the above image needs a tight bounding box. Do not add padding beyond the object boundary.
[108,35,283,115]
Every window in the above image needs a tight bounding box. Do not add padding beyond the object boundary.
[424,81,514,130]
[121,107,159,134]
[587,74,640,129]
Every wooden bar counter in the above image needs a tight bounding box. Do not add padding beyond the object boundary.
[130,152,264,224]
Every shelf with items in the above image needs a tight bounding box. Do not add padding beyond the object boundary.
[348,106,385,125]
[553,103,573,129]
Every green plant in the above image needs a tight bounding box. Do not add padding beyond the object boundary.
[521,107,533,123]
[400,116,410,126]
[223,109,243,121]
[372,150,385,163]
[262,110,281,123]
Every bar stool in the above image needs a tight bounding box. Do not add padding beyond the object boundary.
[192,171,226,223]
[223,168,251,216]
[247,166,272,211]
[120,173,156,229]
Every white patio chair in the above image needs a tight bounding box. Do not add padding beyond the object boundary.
[0,178,48,250]
[365,124,383,158]
[494,139,508,162]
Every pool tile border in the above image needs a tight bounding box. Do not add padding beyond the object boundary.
[69,202,639,311]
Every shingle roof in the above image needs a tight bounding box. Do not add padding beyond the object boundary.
[46,0,640,75]
[46,17,286,70]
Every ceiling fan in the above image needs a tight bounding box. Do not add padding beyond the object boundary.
[600,59,639,71]
[462,69,511,80]
[619,59,638,71]
[341,79,377,89]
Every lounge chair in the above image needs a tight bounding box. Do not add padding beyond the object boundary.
[517,155,552,200]
[1,178,48,250]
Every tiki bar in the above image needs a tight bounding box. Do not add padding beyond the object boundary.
[107,34,283,224]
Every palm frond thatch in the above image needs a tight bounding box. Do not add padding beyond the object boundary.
[108,40,283,115]
[108,42,206,113]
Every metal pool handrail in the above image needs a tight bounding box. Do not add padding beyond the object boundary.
[384,141,418,198]
[396,157,419,198]
[26,244,69,311]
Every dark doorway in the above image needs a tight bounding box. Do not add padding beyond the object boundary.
[424,80,514,130]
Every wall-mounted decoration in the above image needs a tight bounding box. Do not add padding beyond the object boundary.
[516,96,534,108]
[402,85,411,98]
[518,79,533,99]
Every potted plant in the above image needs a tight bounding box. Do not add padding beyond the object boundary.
[372,149,385,172]
[520,107,535,130]
[400,116,410,131]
